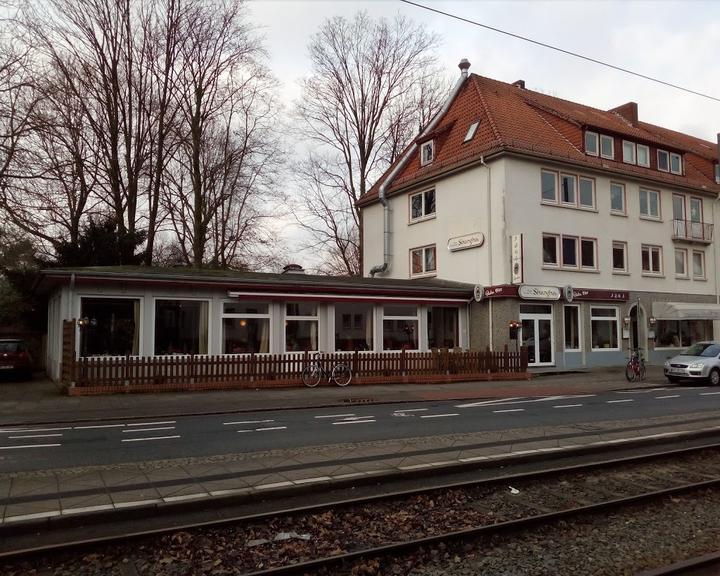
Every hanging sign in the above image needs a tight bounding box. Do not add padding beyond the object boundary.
[511,234,523,284]
[518,285,561,301]
[448,232,485,252]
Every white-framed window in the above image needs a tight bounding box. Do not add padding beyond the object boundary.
[674,248,688,278]
[542,234,559,267]
[670,152,683,175]
[541,169,558,203]
[639,188,661,219]
[154,299,209,355]
[464,121,479,142]
[612,241,627,273]
[600,134,614,159]
[672,194,685,221]
[561,173,577,205]
[420,140,434,165]
[383,304,419,351]
[610,182,626,214]
[410,244,437,277]
[428,306,460,349]
[223,301,270,354]
[591,307,619,351]
[335,302,374,352]
[585,131,599,156]
[409,188,436,222]
[580,238,597,270]
[562,235,579,268]
[637,144,650,167]
[622,140,636,164]
[693,250,706,279]
[563,305,581,351]
[579,177,595,208]
[690,197,703,223]
[641,244,663,276]
[285,302,318,352]
[657,149,670,172]
[656,319,713,348]
[79,296,141,357]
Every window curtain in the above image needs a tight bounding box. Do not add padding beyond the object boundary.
[198,302,209,354]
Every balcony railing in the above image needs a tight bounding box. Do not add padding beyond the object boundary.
[672,219,713,244]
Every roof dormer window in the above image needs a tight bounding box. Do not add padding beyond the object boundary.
[464,121,480,143]
[420,140,434,166]
[600,135,614,159]
[670,152,683,175]
[657,149,670,172]
[584,131,598,156]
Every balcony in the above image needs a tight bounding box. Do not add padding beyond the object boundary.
[672,219,713,244]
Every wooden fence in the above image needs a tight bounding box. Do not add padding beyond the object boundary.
[62,346,528,395]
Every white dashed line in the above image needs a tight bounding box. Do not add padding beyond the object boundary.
[0,427,71,433]
[607,399,634,403]
[493,408,525,413]
[700,391,720,396]
[655,395,680,399]
[8,433,63,439]
[255,426,287,432]
[394,408,429,413]
[553,404,582,409]
[420,413,459,419]
[223,419,274,426]
[313,414,355,419]
[237,430,253,433]
[122,427,176,433]
[74,424,126,430]
[121,435,180,442]
[332,419,377,425]
[0,443,61,450]
[126,421,175,427]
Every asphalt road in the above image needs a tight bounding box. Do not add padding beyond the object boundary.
[1,384,719,473]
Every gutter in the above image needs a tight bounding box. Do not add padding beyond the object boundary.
[369,58,472,277]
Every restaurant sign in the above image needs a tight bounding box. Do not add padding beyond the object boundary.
[448,232,485,252]
[572,289,629,301]
[518,285,561,301]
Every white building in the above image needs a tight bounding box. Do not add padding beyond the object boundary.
[359,61,720,368]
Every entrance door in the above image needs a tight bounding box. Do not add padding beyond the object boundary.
[520,305,554,367]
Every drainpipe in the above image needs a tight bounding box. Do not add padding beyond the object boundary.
[369,58,472,277]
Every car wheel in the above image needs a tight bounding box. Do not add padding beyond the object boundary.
[709,369,720,387]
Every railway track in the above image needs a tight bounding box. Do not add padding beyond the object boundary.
[4,442,720,575]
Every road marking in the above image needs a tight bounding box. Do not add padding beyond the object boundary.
[74,424,126,430]
[456,397,525,408]
[237,430,253,433]
[553,404,582,409]
[394,408,429,413]
[314,413,355,419]
[0,443,62,450]
[332,419,376,425]
[255,426,287,431]
[457,394,595,409]
[126,421,175,427]
[655,395,680,399]
[420,413,459,419]
[607,399,634,403]
[337,416,375,421]
[0,426,71,433]
[493,408,525,413]
[122,427,175,433]
[700,392,720,396]
[8,433,63,439]
[121,435,180,442]
[223,419,274,426]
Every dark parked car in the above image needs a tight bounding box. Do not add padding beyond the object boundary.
[0,339,33,379]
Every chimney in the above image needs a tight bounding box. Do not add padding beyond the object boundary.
[716,133,720,184]
[458,58,470,78]
[282,263,305,275]
[512,79,526,89]
[610,102,639,127]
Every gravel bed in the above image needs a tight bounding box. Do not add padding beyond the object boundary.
[3,451,720,575]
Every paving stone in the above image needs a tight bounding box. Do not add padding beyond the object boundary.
[110,487,161,506]
[60,493,114,512]
[8,477,58,499]
[4,498,60,521]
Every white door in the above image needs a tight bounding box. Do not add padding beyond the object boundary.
[520,304,554,367]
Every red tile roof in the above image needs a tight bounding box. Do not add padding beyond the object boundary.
[358,74,719,207]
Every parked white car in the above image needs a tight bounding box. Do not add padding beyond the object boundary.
[664,341,720,385]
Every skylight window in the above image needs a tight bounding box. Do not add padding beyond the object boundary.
[464,121,480,142]
[420,140,434,166]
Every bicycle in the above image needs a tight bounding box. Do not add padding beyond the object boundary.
[301,352,352,387]
[625,349,646,382]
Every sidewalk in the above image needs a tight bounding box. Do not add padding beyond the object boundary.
[0,366,667,426]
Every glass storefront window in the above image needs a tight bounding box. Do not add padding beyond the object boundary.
[656,319,713,348]
[223,301,270,354]
[427,307,459,349]
[154,300,208,355]
[80,298,140,357]
[335,303,373,351]
[286,302,318,352]
[591,307,619,350]
[564,306,580,351]
[383,305,418,350]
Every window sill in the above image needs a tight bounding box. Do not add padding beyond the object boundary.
[542,266,600,274]
[410,272,437,279]
[641,273,665,278]
[610,211,627,217]
[693,277,707,282]
[541,201,597,213]
[409,214,436,225]
[564,348,582,353]
[675,275,690,280]
[612,270,630,275]
[591,347,621,352]
[639,215,662,223]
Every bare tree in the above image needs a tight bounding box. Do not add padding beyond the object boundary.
[294,11,446,275]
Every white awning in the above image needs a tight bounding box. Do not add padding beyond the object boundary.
[652,302,720,320]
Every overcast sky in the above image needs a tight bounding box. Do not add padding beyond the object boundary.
[248,0,720,269]
[250,0,720,142]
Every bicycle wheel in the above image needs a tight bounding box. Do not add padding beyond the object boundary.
[302,364,322,388]
[625,362,636,382]
[331,363,352,387]
[639,362,647,381]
